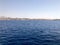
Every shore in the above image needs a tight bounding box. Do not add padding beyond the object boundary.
[0,17,60,20]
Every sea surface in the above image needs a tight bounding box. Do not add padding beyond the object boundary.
[0,20,60,45]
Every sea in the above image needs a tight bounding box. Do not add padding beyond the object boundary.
[0,20,60,45]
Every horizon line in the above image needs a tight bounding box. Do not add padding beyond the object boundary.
[0,16,60,20]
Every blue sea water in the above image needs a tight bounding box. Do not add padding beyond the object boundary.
[0,20,60,45]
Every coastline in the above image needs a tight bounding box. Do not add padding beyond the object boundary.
[0,17,60,20]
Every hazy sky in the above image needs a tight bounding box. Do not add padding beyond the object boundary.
[0,0,60,19]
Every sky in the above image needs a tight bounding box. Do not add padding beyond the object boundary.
[0,0,60,19]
